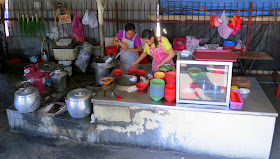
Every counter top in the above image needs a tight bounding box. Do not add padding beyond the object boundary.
[91,77,278,117]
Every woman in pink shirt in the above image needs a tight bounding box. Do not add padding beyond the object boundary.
[112,23,142,70]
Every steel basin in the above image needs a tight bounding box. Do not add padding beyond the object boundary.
[115,75,140,86]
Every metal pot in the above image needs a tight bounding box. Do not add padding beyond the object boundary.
[65,88,92,118]
[50,68,70,91]
[91,58,114,85]
[14,87,41,113]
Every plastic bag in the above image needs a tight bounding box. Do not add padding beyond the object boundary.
[227,15,242,35]
[82,10,90,25]
[82,10,98,28]
[72,10,84,42]
[210,11,221,28]
[235,40,242,49]
[47,26,59,41]
[218,10,233,39]
[75,42,94,73]
[185,35,195,48]
[88,12,98,28]
[173,37,186,50]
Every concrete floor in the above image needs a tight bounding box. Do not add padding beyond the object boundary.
[0,63,279,159]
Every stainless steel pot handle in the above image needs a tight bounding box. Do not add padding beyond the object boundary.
[50,71,54,76]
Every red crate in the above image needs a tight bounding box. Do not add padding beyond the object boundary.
[230,90,243,110]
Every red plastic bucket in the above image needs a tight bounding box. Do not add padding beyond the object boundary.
[138,52,148,64]
[105,46,118,56]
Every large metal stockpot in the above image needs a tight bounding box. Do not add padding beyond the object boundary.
[14,87,41,113]
[65,88,92,118]
[91,57,114,85]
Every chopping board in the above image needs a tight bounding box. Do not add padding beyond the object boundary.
[231,76,251,89]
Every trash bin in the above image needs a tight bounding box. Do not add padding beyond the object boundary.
[105,46,118,56]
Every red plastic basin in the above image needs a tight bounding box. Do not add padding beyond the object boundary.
[113,69,123,76]
[128,68,137,75]
[137,69,146,76]
[136,82,148,91]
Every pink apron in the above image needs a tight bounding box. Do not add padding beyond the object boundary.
[149,37,174,72]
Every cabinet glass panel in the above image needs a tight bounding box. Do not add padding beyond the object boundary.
[177,62,232,105]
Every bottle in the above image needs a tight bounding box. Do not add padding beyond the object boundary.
[42,52,48,61]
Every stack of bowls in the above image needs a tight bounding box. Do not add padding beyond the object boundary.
[150,79,165,101]
[165,71,176,84]
[164,84,176,102]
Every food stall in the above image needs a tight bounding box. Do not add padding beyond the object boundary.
[90,50,277,159]
[6,47,277,159]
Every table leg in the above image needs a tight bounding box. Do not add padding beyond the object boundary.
[248,60,256,74]
[238,59,247,75]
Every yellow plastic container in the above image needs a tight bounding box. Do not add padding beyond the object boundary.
[154,72,165,79]
[231,85,238,90]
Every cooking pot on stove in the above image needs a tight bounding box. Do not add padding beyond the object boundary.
[65,88,92,118]
[14,87,41,113]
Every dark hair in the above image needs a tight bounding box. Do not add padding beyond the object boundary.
[125,23,135,31]
[142,29,158,47]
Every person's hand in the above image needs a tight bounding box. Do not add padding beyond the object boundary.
[119,42,128,49]
[130,61,138,68]
[154,64,161,71]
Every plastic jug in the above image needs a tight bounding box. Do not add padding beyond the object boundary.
[42,52,48,62]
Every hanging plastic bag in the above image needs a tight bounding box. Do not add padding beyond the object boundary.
[213,11,222,27]
[232,16,242,35]
[210,11,221,28]
[82,10,90,25]
[75,42,93,73]
[72,10,84,42]
[218,10,233,39]
[88,11,98,28]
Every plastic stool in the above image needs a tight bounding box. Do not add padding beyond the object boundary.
[276,81,280,98]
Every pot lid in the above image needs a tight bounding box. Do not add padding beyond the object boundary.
[15,87,39,97]
[24,71,44,79]
[67,88,92,101]
[37,62,63,72]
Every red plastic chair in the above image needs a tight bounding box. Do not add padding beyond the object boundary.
[276,82,280,98]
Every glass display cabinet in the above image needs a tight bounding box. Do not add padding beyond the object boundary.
[176,54,233,106]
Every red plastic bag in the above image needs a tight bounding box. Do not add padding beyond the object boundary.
[210,11,221,28]
[173,37,186,50]
[228,15,242,35]
[72,10,84,42]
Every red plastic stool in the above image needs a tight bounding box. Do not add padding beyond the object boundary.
[276,81,280,98]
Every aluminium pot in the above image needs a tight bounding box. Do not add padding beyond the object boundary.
[50,68,70,91]
[14,87,41,113]
[65,88,92,118]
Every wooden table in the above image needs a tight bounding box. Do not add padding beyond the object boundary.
[237,51,273,75]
